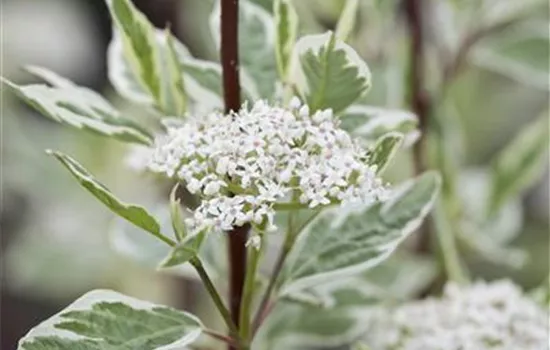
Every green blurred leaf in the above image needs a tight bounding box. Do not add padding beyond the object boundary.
[369,132,404,174]
[274,0,298,79]
[18,290,202,350]
[165,30,188,116]
[335,0,359,42]
[48,151,173,246]
[340,105,419,146]
[480,0,547,27]
[106,0,165,109]
[457,169,526,268]
[1,72,152,145]
[253,276,381,350]
[362,252,438,300]
[280,172,441,294]
[489,115,549,214]
[210,0,277,98]
[351,342,372,350]
[291,32,371,114]
[472,17,549,90]
[472,48,549,91]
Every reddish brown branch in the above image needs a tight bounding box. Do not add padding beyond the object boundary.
[222,0,242,113]
[220,1,247,349]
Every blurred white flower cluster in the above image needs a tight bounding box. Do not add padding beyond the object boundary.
[148,98,386,234]
[363,280,549,350]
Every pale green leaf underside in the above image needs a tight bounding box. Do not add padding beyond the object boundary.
[335,0,360,41]
[369,132,404,174]
[362,252,438,301]
[18,290,202,350]
[210,0,277,98]
[274,0,298,79]
[106,0,165,109]
[48,151,168,245]
[1,72,152,145]
[107,25,190,116]
[291,32,371,114]
[281,171,441,294]
[253,277,381,350]
[340,105,419,146]
[489,115,549,214]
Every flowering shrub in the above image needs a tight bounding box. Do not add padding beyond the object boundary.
[3,0,548,350]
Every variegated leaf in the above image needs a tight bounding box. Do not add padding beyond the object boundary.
[290,32,371,114]
[274,0,298,79]
[48,151,172,246]
[280,171,441,295]
[1,71,152,145]
[335,0,360,41]
[18,290,202,350]
[369,132,404,174]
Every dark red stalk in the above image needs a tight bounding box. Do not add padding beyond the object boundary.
[220,1,248,348]
[222,0,242,113]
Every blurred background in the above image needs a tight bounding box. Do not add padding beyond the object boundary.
[1,0,548,348]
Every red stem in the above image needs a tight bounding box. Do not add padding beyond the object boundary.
[220,1,248,349]
[222,0,242,113]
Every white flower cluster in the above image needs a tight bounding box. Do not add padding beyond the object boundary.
[363,280,549,350]
[147,98,387,234]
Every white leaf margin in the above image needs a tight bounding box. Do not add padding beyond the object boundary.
[289,31,372,101]
[280,172,441,296]
[18,289,203,350]
[350,105,420,146]
[107,29,192,105]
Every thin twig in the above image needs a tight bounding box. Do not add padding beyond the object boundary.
[238,243,261,340]
[190,258,239,337]
[204,329,241,347]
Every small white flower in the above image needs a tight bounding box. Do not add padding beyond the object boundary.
[245,234,262,249]
[299,104,310,118]
[187,178,201,194]
[289,96,302,110]
[215,157,230,175]
[147,99,388,234]
[203,181,222,196]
